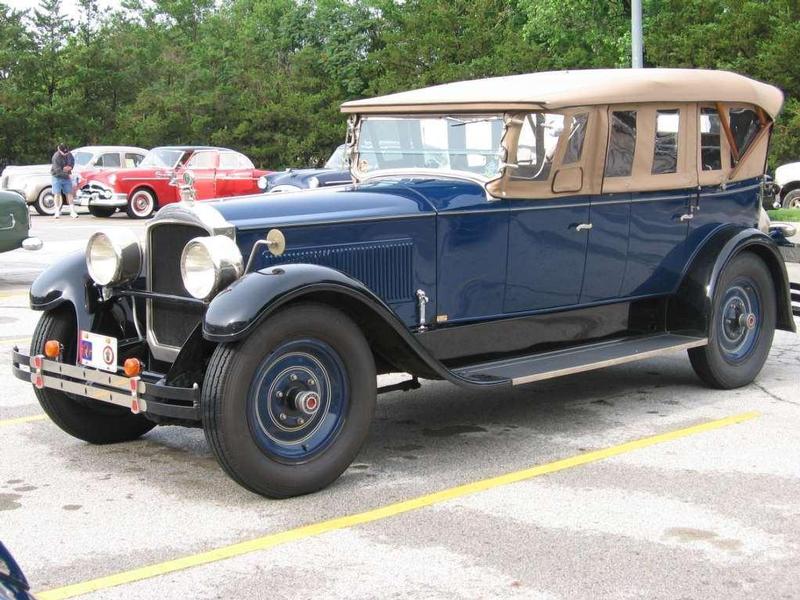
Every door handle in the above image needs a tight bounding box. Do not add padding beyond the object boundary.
[574,223,593,231]
[679,213,694,222]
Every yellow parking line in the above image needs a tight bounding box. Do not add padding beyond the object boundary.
[1,337,30,346]
[37,410,759,600]
[0,291,27,300]
[0,414,47,427]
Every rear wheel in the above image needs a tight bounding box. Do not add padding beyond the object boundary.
[782,189,800,209]
[202,303,376,498]
[88,206,116,218]
[688,253,776,389]
[34,187,56,216]
[126,189,156,218]
[31,308,156,443]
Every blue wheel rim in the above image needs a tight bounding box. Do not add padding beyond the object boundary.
[246,338,349,463]
[718,276,761,363]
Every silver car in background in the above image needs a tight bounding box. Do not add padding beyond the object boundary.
[0,145,148,215]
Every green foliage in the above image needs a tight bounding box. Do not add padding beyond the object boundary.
[0,0,799,169]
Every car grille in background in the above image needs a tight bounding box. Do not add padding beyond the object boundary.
[260,239,414,303]
[148,223,208,348]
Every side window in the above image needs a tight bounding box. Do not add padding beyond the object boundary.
[604,111,637,177]
[729,108,760,164]
[652,109,679,175]
[187,152,216,169]
[125,153,144,168]
[218,152,239,169]
[237,153,254,169]
[700,107,722,171]
[514,113,565,180]
[562,113,588,165]
[98,153,121,168]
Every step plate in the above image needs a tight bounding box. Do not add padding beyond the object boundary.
[454,334,707,386]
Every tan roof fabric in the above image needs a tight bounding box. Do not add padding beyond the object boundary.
[341,69,784,119]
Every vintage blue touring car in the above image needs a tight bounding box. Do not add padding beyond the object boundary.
[12,69,800,498]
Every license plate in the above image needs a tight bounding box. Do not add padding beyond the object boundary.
[79,331,118,373]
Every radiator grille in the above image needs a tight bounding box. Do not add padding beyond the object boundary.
[148,223,208,348]
[261,239,414,303]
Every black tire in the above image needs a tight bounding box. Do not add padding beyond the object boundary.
[34,187,56,216]
[88,205,116,218]
[202,303,376,498]
[125,188,157,219]
[31,308,156,444]
[688,252,776,389]
[782,189,800,209]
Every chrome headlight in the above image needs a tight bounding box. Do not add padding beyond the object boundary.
[257,175,269,191]
[85,230,142,286]
[180,236,243,300]
[308,176,320,189]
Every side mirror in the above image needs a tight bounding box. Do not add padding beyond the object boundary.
[552,166,583,194]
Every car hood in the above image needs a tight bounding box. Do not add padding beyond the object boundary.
[82,167,172,183]
[775,162,800,188]
[2,163,50,176]
[212,180,437,232]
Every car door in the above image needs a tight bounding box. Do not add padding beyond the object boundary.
[215,152,257,197]
[503,111,596,313]
[181,151,217,200]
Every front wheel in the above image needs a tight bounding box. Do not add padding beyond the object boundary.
[31,308,156,443]
[782,189,800,209]
[202,303,376,498]
[34,187,57,216]
[126,189,156,218]
[688,253,776,389]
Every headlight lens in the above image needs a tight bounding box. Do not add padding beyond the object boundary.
[257,175,269,190]
[85,230,142,286]
[308,176,320,189]
[180,236,243,300]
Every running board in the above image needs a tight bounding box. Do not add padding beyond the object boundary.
[453,334,707,386]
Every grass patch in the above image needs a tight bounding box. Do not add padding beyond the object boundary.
[767,208,800,222]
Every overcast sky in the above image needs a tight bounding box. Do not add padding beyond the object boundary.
[2,0,122,21]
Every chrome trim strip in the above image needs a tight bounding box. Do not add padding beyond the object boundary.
[236,212,430,231]
[510,337,707,385]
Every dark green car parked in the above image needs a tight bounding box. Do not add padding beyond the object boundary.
[0,190,41,253]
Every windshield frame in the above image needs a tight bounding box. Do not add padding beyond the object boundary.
[349,113,508,188]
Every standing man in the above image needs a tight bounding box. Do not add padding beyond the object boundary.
[51,143,77,219]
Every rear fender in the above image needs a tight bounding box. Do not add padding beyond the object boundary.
[668,226,795,334]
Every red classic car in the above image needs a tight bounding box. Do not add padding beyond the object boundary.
[75,146,269,218]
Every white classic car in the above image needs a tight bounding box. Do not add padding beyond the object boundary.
[774,161,800,209]
[0,145,148,215]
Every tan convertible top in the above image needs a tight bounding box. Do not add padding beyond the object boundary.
[341,69,784,118]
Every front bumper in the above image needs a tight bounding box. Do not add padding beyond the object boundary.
[11,348,201,421]
[75,189,128,208]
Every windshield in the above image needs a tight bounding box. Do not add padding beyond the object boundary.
[140,148,186,168]
[324,144,347,170]
[73,151,93,166]
[355,115,504,179]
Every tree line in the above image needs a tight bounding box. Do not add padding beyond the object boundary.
[1,0,799,170]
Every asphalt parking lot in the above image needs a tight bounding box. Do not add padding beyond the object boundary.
[2,210,799,600]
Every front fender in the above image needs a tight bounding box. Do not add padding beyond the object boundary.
[29,251,98,334]
[202,263,503,388]
[668,226,796,334]
[204,263,409,341]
